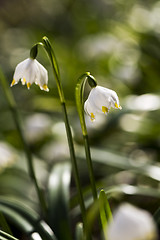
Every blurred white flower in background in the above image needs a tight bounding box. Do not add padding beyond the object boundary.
[107,203,158,240]
[84,86,122,121]
[24,113,52,143]
[0,142,18,171]
[11,58,49,91]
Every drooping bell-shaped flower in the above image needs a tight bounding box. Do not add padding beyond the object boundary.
[84,86,122,121]
[107,203,157,240]
[11,58,49,91]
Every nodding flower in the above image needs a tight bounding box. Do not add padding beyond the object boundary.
[84,86,122,121]
[11,58,49,92]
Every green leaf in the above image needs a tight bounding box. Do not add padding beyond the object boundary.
[0,197,57,240]
[0,212,12,235]
[85,199,100,240]
[104,184,160,198]
[99,190,112,240]
[0,205,33,234]
[77,146,160,182]
[0,230,19,240]
[75,222,83,240]
[47,162,72,240]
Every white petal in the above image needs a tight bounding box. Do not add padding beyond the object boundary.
[84,99,96,120]
[107,204,157,240]
[13,58,30,83]
[35,60,49,91]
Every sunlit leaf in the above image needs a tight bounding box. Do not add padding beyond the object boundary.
[76,146,160,181]
[47,161,72,240]
[0,230,19,240]
[75,222,83,240]
[0,205,33,234]
[104,184,160,198]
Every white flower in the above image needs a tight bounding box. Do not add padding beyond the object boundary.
[107,203,157,240]
[11,58,49,91]
[84,86,122,121]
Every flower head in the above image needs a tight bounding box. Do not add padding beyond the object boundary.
[84,86,122,121]
[107,203,157,240]
[11,58,49,91]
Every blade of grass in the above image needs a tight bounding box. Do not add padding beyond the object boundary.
[0,212,12,235]
[75,223,84,240]
[0,230,19,240]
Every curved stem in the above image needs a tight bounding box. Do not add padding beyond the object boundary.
[75,73,98,200]
[0,68,47,218]
[41,37,86,225]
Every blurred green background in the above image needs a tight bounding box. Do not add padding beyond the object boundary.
[0,0,160,238]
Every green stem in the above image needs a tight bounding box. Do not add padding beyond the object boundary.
[75,73,98,201]
[83,135,97,200]
[41,37,86,225]
[61,102,86,224]
[0,68,47,218]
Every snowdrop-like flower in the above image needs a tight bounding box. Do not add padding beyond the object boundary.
[11,58,49,91]
[107,203,157,240]
[84,86,122,121]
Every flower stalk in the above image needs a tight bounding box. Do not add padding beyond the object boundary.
[75,73,98,200]
[0,68,47,218]
[41,37,86,225]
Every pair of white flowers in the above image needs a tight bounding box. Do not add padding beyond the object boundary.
[11,58,122,119]
[107,203,158,240]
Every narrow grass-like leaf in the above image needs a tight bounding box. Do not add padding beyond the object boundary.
[0,198,57,240]
[0,205,33,234]
[0,230,19,240]
[85,199,100,240]
[104,184,160,198]
[77,146,160,182]
[71,184,160,220]
[47,162,72,240]
[0,212,12,235]
[99,190,112,240]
